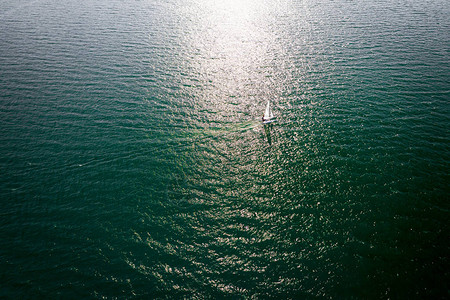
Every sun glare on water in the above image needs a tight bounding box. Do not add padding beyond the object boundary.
[181,0,280,120]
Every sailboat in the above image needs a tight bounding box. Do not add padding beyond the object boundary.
[262,100,277,124]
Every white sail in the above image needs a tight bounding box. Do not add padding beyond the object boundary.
[264,101,274,120]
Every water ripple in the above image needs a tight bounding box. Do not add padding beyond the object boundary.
[1,0,449,298]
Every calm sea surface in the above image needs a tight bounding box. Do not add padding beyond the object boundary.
[1,0,449,298]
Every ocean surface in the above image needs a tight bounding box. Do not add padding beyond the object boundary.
[1,0,449,298]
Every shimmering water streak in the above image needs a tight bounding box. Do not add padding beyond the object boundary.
[0,0,449,298]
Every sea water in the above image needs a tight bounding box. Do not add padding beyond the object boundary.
[0,0,449,298]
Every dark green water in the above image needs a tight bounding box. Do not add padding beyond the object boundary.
[1,0,449,298]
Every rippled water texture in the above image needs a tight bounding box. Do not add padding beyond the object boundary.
[1,0,449,298]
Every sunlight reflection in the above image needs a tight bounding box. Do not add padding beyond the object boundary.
[181,0,276,122]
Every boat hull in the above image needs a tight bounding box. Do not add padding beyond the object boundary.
[262,118,277,124]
